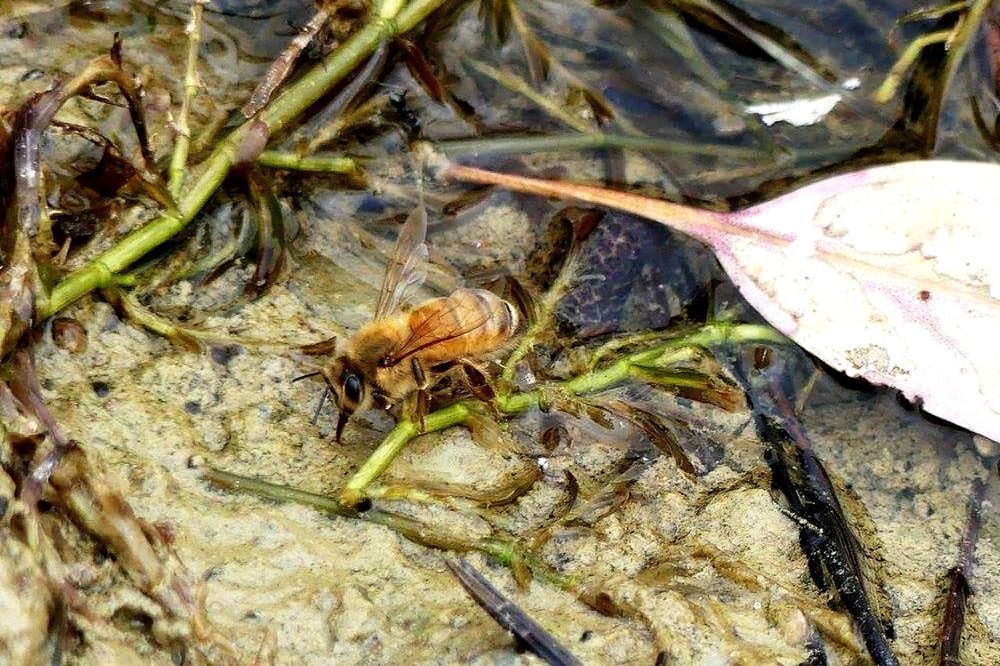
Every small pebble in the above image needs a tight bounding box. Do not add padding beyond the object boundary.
[973,435,999,459]
[52,317,87,353]
[210,345,240,366]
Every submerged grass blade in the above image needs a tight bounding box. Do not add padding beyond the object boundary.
[202,467,575,588]
[435,132,760,159]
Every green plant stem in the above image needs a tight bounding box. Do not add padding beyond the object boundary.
[42,0,448,318]
[873,30,951,104]
[203,466,575,589]
[499,254,578,385]
[168,0,205,197]
[257,150,358,173]
[340,322,785,506]
[435,132,759,159]
[340,404,467,506]
[874,0,990,104]
[898,0,971,24]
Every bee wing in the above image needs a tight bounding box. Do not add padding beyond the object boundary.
[375,204,429,320]
[382,299,491,367]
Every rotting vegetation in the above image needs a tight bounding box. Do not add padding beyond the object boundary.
[1,1,998,665]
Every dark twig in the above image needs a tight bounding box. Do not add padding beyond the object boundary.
[938,478,988,666]
[447,558,583,666]
[735,357,899,666]
[10,349,72,507]
[242,5,331,118]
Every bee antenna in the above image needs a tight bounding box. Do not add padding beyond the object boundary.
[311,387,329,426]
[320,370,337,393]
[292,371,322,383]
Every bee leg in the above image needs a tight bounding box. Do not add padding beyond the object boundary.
[459,359,501,418]
[411,357,430,432]
[415,389,429,432]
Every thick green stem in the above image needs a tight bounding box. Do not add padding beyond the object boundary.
[42,0,448,317]
[340,403,468,506]
[340,322,785,505]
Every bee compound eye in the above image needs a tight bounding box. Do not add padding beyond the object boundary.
[344,374,362,403]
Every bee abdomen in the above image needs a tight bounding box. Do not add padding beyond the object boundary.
[465,288,518,341]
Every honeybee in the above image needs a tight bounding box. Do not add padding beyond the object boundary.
[320,204,519,441]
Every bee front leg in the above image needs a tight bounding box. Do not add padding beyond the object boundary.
[411,357,429,432]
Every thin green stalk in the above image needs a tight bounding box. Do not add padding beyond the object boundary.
[873,30,951,103]
[43,0,449,317]
[874,0,991,104]
[681,0,832,89]
[204,466,574,589]
[304,94,390,153]
[340,322,786,506]
[168,0,205,197]
[898,0,970,24]
[642,3,726,92]
[257,150,358,174]
[499,254,577,385]
[435,133,759,159]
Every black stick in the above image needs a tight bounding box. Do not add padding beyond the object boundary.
[733,354,899,666]
[447,558,583,666]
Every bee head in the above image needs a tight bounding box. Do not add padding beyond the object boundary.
[323,356,369,442]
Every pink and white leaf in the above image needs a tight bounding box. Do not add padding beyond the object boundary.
[444,160,1000,443]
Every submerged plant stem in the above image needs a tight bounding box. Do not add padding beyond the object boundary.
[42,0,449,318]
[874,0,991,104]
[436,133,758,159]
[168,0,205,197]
[257,150,358,174]
[873,30,951,104]
[203,467,575,589]
[340,322,785,506]
[499,253,578,385]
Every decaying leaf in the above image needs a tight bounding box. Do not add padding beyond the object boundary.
[442,160,1000,444]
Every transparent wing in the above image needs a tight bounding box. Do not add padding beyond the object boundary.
[375,204,428,319]
[382,300,490,367]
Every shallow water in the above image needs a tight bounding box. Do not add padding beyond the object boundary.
[0,1,997,664]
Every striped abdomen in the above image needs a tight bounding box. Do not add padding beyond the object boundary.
[403,288,519,366]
